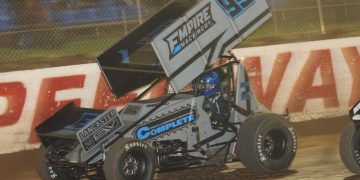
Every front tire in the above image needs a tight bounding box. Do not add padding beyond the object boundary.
[237,113,297,172]
[340,123,360,174]
[103,139,156,180]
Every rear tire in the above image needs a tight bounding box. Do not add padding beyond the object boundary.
[104,139,156,180]
[340,123,360,174]
[37,145,64,180]
[237,113,297,172]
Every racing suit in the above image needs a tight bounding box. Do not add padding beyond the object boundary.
[203,92,230,128]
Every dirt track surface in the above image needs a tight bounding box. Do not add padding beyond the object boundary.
[1,116,360,180]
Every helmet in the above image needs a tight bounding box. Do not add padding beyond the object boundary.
[198,71,220,96]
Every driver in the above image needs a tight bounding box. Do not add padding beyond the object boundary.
[198,71,230,127]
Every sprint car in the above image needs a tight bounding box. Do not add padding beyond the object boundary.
[36,0,297,179]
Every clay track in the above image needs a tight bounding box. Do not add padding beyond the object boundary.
[1,116,359,180]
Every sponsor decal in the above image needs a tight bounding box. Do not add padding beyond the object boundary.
[124,104,142,115]
[164,3,216,59]
[239,82,250,88]
[77,108,123,151]
[48,166,58,179]
[135,106,198,141]
[216,0,256,19]
[240,92,251,100]
[124,141,148,151]
[146,103,161,108]
[146,101,169,108]
[256,134,267,162]
[288,127,297,153]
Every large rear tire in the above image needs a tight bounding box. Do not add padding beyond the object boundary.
[103,139,156,180]
[340,123,360,174]
[237,113,297,172]
[37,145,66,180]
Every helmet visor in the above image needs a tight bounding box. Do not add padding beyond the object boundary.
[197,83,215,90]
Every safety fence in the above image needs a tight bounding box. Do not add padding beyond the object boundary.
[0,0,169,65]
[246,0,360,46]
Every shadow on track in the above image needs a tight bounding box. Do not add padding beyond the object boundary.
[344,175,360,180]
[157,166,297,180]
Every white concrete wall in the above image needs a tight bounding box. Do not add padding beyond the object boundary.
[233,37,360,122]
[0,37,359,154]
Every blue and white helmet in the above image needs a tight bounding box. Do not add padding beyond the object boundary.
[198,71,220,96]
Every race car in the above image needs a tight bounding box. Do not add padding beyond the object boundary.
[36,0,297,179]
[340,101,360,174]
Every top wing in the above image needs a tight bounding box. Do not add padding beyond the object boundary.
[97,0,271,97]
[97,0,197,97]
[152,0,271,92]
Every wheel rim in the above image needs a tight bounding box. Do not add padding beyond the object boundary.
[263,129,287,159]
[119,151,147,178]
[123,155,139,176]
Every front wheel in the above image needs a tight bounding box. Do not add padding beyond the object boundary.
[236,113,297,172]
[103,139,156,180]
[340,123,360,174]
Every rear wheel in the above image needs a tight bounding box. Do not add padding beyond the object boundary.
[104,139,156,180]
[340,123,360,174]
[37,145,68,180]
[237,113,297,172]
